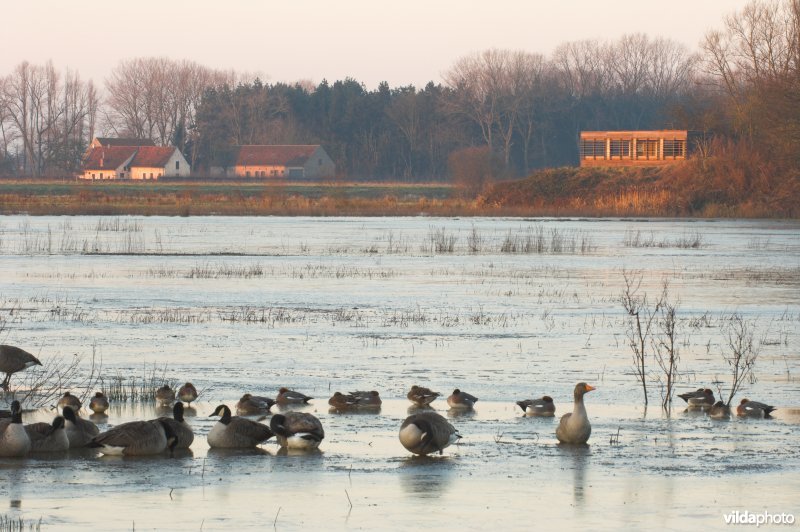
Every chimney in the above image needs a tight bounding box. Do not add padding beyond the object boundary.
[100,149,104,167]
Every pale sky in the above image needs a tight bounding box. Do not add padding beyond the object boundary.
[4,0,752,89]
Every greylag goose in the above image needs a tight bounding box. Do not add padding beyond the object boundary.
[555,383,595,444]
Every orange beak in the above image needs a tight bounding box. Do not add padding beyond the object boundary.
[585,384,596,392]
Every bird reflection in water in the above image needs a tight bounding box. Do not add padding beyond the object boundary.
[558,444,591,508]
[397,457,457,498]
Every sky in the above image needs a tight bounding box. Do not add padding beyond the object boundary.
[3,0,754,89]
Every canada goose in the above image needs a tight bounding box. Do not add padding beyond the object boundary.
[407,385,440,407]
[330,390,383,411]
[276,388,312,405]
[709,401,732,420]
[516,396,556,417]
[62,406,99,447]
[25,416,69,453]
[556,383,595,444]
[208,404,273,448]
[236,393,275,414]
[269,412,325,450]
[158,402,194,449]
[89,419,178,456]
[447,389,478,410]
[89,392,109,414]
[155,385,176,406]
[177,383,198,405]
[0,401,31,457]
[736,398,776,418]
[0,345,42,391]
[678,388,715,409]
[399,411,461,456]
[57,392,82,411]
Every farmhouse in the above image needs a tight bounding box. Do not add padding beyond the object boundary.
[219,145,335,179]
[80,145,190,180]
[579,130,694,167]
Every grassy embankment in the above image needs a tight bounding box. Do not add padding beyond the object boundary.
[1,161,797,218]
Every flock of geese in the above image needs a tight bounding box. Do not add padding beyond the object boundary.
[0,345,778,459]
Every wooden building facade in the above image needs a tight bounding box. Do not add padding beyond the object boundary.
[579,130,691,167]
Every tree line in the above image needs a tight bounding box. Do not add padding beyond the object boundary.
[1,0,797,183]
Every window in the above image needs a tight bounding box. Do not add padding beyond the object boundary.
[636,140,659,159]
[318,158,322,167]
[120,172,125,178]
[580,139,606,159]
[246,171,251,177]
[100,172,104,179]
[175,160,180,170]
[92,173,96,179]
[663,139,685,158]
[609,139,631,158]
[150,172,154,179]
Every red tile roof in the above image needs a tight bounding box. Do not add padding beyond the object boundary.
[234,145,319,167]
[94,137,155,147]
[130,146,177,168]
[83,146,137,170]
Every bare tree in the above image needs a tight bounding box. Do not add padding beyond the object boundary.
[652,280,681,410]
[719,312,760,406]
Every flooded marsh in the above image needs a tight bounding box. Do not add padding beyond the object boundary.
[0,216,798,530]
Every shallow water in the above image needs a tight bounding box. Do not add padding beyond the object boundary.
[0,216,799,530]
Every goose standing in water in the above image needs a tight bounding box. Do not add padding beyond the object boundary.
[89,392,109,414]
[158,402,194,449]
[399,411,461,456]
[89,419,178,456]
[736,398,776,418]
[57,392,82,411]
[516,396,556,417]
[556,383,595,444]
[447,389,478,410]
[276,388,312,405]
[25,416,69,453]
[0,401,31,457]
[63,406,99,447]
[407,385,440,407]
[270,412,325,450]
[208,404,273,449]
[155,385,176,406]
[0,345,42,391]
[177,383,198,405]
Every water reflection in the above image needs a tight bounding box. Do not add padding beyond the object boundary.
[397,456,456,498]
[557,444,591,508]
[446,408,476,419]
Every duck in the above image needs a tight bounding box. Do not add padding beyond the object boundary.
[0,345,42,391]
[516,396,556,417]
[399,411,461,456]
[555,383,595,444]
[0,401,32,457]
[736,398,776,418]
[177,383,198,405]
[269,412,325,450]
[407,385,440,407]
[236,393,276,414]
[155,385,176,406]
[447,389,478,410]
[25,416,69,453]
[328,390,382,411]
[89,392,110,414]
[709,401,732,420]
[207,404,273,448]
[62,405,100,447]
[57,391,82,411]
[89,419,178,456]
[158,402,194,449]
[276,387,312,405]
[677,388,715,409]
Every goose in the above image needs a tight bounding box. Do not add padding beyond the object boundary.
[0,345,42,391]
[407,385,440,407]
[269,412,325,450]
[276,387,312,405]
[447,389,478,410]
[89,419,178,456]
[736,398,776,418]
[399,411,461,456]
[155,385,176,406]
[158,402,194,449]
[516,396,556,417]
[208,404,273,449]
[57,392,82,411]
[555,383,595,444]
[678,388,715,409]
[0,401,31,457]
[89,392,109,414]
[62,406,100,447]
[328,390,382,411]
[709,401,732,420]
[177,383,198,405]
[236,393,276,414]
[25,416,69,453]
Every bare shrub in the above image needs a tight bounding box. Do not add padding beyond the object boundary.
[719,313,760,406]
